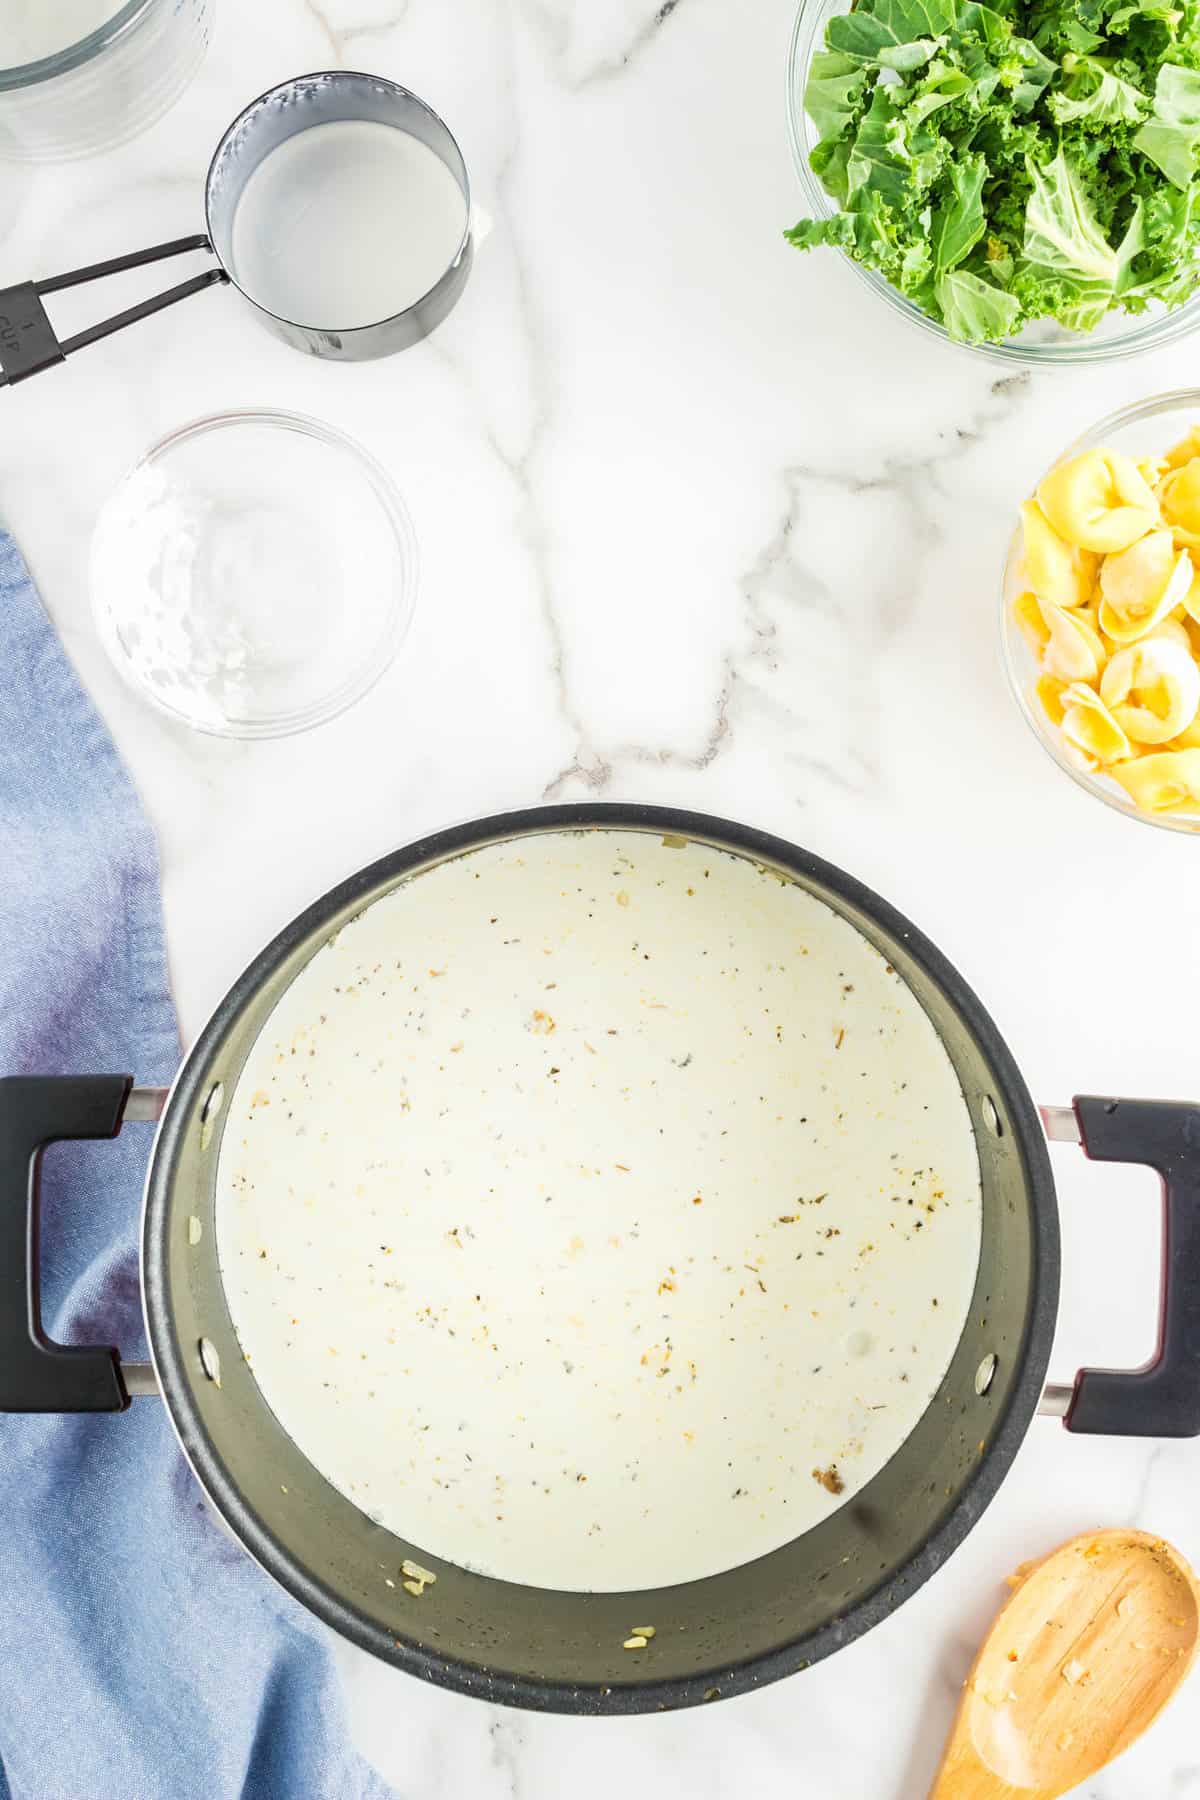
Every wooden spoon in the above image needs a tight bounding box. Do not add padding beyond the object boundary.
[929,1529,1199,1798]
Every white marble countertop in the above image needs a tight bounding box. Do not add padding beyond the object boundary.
[4,0,1200,1794]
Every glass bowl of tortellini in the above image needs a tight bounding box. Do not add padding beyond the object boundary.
[1003,392,1200,831]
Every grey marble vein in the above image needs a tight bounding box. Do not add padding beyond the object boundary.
[429,8,619,799]
[299,0,411,60]
[520,0,689,92]
[543,366,1034,807]
[300,0,342,59]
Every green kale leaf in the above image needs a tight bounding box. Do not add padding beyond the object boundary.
[1133,63,1200,186]
[936,266,1025,333]
[804,50,871,144]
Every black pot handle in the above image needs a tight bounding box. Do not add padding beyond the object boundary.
[0,237,227,387]
[1055,1096,1200,1437]
[0,1074,139,1412]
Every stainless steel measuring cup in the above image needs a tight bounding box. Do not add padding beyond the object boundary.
[0,71,473,387]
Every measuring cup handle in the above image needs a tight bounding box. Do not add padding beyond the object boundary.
[0,236,227,388]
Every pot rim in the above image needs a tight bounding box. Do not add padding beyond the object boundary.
[141,802,1060,1713]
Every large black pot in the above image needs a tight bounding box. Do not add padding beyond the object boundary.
[3,805,1198,1714]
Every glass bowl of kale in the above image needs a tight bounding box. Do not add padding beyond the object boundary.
[787,0,1200,361]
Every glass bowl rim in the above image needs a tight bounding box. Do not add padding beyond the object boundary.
[0,0,158,92]
[785,0,1200,366]
[999,388,1200,835]
[89,406,419,741]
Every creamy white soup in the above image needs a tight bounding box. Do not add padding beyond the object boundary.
[216,831,981,1591]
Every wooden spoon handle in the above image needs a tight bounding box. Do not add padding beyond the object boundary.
[928,1715,1051,1799]
[928,1761,1039,1799]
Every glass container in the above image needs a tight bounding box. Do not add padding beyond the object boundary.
[90,409,418,738]
[1001,391,1200,832]
[787,0,1200,366]
[0,0,211,163]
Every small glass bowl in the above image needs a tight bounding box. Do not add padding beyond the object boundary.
[91,410,418,739]
[786,0,1200,366]
[1000,391,1200,834]
[0,0,211,163]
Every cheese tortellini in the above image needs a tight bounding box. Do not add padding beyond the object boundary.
[1041,601,1106,682]
[1163,427,1200,473]
[1059,682,1131,767]
[1015,432,1200,820]
[1097,529,1193,643]
[1159,459,1200,550]
[1099,640,1200,745]
[1111,749,1200,813]
[1019,502,1097,609]
[1036,449,1160,553]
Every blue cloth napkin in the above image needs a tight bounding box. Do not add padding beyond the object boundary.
[0,532,396,1800]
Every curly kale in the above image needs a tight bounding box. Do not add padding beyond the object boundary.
[788,0,1200,340]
